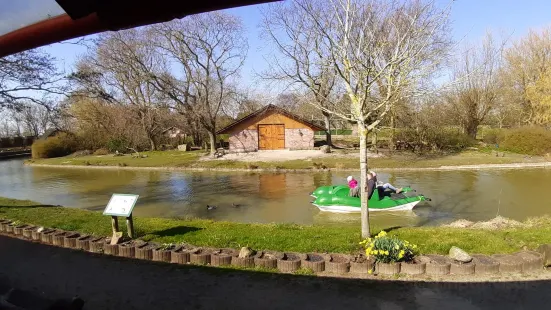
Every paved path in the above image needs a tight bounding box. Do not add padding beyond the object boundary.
[1,236,550,309]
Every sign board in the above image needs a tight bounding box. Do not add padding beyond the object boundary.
[103,194,139,217]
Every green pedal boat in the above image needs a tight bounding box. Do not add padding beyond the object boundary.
[310,185,429,213]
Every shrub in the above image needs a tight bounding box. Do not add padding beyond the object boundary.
[396,127,474,152]
[106,138,128,154]
[499,126,551,155]
[360,231,417,264]
[481,128,501,145]
[93,148,109,155]
[31,133,78,159]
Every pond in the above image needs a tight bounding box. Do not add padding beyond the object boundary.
[0,158,549,228]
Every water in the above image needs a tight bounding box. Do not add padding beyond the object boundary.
[1,158,550,228]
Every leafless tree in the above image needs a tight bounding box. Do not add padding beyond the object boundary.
[151,12,248,155]
[261,3,338,146]
[72,29,170,150]
[15,102,51,137]
[276,0,452,237]
[501,27,551,125]
[448,33,502,138]
[0,49,65,109]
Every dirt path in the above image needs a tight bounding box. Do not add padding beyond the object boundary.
[200,149,379,162]
[1,236,551,309]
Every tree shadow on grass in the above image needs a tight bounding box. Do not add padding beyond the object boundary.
[0,204,58,209]
[149,226,203,238]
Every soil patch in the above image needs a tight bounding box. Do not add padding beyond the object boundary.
[282,253,301,261]
[330,255,350,263]
[306,254,324,262]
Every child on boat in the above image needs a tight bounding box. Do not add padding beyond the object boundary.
[347,176,360,197]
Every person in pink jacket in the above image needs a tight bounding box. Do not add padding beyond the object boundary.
[347,176,359,197]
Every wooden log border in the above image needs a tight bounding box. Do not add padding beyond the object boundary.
[0,220,547,278]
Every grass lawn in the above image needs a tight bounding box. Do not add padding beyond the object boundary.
[28,149,548,170]
[2,197,550,255]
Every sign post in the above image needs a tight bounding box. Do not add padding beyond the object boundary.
[103,194,139,239]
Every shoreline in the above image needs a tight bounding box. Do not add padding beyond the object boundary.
[26,161,551,173]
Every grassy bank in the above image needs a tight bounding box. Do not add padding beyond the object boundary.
[27,149,548,170]
[2,197,550,255]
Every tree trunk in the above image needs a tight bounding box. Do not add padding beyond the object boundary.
[323,112,332,147]
[371,130,378,153]
[149,136,157,151]
[389,111,396,152]
[207,130,216,156]
[358,122,371,238]
[464,120,479,139]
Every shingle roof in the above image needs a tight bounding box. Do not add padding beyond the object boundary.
[216,104,326,134]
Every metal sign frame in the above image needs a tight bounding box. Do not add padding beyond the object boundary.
[103,194,139,217]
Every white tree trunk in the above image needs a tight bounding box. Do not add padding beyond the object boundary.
[208,130,216,156]
[358,122,371,238]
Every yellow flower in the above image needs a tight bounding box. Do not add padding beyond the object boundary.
[372,250,379,255]
[377,231,387,238]
[385,250,390,255]
[394,244,400,250]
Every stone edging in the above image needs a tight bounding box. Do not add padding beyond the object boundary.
[0,220,548,278]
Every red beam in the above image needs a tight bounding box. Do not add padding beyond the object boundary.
[0,13,104,57]
[0,0,280,58]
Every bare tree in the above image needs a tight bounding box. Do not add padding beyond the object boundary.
[501,27,551,125]
[261,4,338,146]
[448,33,502,138]
[151,12,248,155]
[14,102,51,137]
[275,0,451,237]
[0,49,64,109]
[73,29,169,150]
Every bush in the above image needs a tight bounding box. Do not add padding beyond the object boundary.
[396,127,474,152]
[481,128,501,145]
[499,126,551,155]
[106,138,128,153]
[93,148,109,155]
[31,133,78,159]
[360,231,417,264]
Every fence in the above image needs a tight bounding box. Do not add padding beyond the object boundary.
[0,136,35,149]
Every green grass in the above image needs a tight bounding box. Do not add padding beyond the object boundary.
[27,149,548,171]
[2,197,551,255]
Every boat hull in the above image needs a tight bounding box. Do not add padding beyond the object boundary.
[313,201,421,213]
[311,185,427,213]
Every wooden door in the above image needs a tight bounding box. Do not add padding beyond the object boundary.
[258,124,285,150]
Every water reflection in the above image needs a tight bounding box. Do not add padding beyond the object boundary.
[1,158,551,228]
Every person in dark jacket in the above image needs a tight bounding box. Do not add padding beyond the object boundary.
[366,173,376,199]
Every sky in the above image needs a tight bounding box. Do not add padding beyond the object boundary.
[11,0,551,94]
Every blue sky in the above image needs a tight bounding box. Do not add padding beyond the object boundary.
[40,0,551,91]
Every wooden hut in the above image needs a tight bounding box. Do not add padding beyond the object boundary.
[217,104,325,152]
